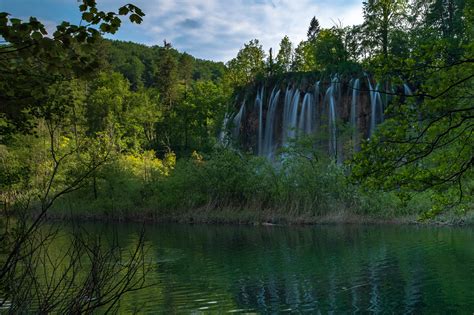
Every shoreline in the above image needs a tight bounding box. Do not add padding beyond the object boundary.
[43,208,474,227]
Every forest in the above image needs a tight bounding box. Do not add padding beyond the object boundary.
[0,0,472,225]
[0,0,473,312]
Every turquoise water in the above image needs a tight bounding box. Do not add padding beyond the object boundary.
[11,223,473,313]
[100,223,474,313]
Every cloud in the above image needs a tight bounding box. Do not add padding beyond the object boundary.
[178,19,202,29]
[5,0,365,62]
[122,0,364,62]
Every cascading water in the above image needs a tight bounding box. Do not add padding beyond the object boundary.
[281,86,294,145]
[256,86,264,155]
[218,114,230,144]
[298,93,314,135]
[232,102,245,139]
[324,81,337,159]
[226,75,412,161]
[404,83,412,96]
[313,81,320,135]
[368,79,384,137]
[350,78,360,150]
[262,87,281,157]
[288,90,301,141]
[282,87,301,146]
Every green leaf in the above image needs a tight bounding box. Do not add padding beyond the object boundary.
[111,17,121,27]
[85,0,96,7]
[134,8,145,17]
[31,31,42,41]
[129,14,142,24]
[82,12,93,22]
[99,23,110,33]
[10,18,21,25]
[118,6,129,15]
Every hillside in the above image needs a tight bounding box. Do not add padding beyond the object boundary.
[104,40,226,89]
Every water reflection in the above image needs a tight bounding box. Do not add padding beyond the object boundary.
[49,224,474,313]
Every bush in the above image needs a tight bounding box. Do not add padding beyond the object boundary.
[52,142,431,221]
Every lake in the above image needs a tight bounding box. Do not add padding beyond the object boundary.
[12,223,474,313]
[78,223,474,313]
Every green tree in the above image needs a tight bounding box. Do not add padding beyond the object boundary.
[0,2,150,312]
[343,25,366,61]
[266,48,276,76]
[187,80,227,150]
[307,16,321,40]
[118,55,146,90]
[353,1,474,215]
[86,72,160,152]
[105,40,225,87]
[362,0,408,60]
[276,35,293,73]
[314,28,347,71]
[0,1,144,137]
[179,52,194,90]
[154,43,179,108]
[291,40,316,72]
[224,39,266,88]
[411,0,468,63]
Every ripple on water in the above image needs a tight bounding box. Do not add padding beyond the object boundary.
[42,224,474,313]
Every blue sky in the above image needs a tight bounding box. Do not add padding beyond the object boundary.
[1,0,364,62]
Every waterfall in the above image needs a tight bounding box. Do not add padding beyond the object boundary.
[227,75,413,161]
[350,78,360,150]
[403,83,412,96]
[350,79,360,127]
[218,114,230,144]
[282,87,300,145]
[298,93,313,135]
[368,79,383,137]
[282,86,293,145]
[263,87,281,157]
[314,81,320,111]
[313,81,320,135]
[288,89,301,141]
[232,102,245,139]
[325,83,337,159]
[256,86,264,155]
[334,74,341,104]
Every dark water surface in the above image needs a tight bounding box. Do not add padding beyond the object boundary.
[67,224,474,313]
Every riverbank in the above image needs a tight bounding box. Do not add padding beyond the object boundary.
[44,206,474,226]
[15,148,472,227]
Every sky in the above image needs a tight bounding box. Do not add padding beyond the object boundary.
[1,0,365,62]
